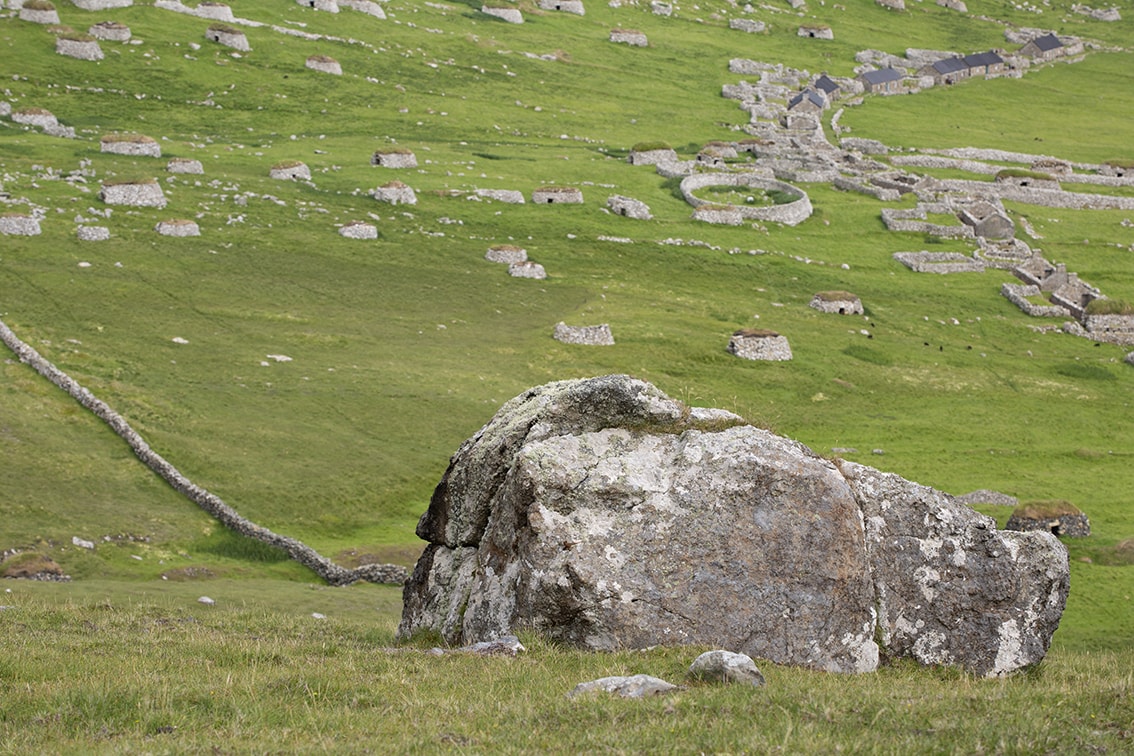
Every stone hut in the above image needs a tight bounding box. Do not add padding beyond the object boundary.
[809,291,863,315]
[474,189,525,203]
[610,28,648,46]
[995,171,1059,191]
[1084,311,1134,340]
[306,55,342,75]
[485,244,527,264]
[876,0,904,9]
[339,220,377,239]
[1006,502,1090,537]
[797,24,833,40]
[964,51,1005,77]
[155,219,201,237]
[628,145,678,165]
[814,74,841,100]
[101,133,161,157]
[99,179,166,207]
[371,148,417,168]
[651,0,672,15]
[167,157,204,174]
[553,322,614,346]
[482,5,523,23]
[538,0,584,14]
[918,57,969,86]
[936,0,967,10]
[532,186,583,204]
[729,18,766,33]
[19,1,61,24]
[1020,33,1064,60]
[957,200,1014,240]
[195,1,235,21]
[205,24,250,52]
[297,0,341,11]
[56,35,105,61]
[0,213,42,236]
[509,261,546,279]
[373,180,417,205]
[77,225,110,241]
[607,195,652,220]
[88,21,131,42]
[10,107,58,128]
[269,161,311,180]
[339,0,386,18]
[728,329,793,361]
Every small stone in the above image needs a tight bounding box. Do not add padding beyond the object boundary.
[72,536,95,550]
[458,635,525,656]
[312,612,326,619]
[688,650,766,686]
[198,596,216,605]
[568,674,679,698]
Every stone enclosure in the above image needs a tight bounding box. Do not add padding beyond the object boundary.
[728,329,793,360]
[681,173,812,226]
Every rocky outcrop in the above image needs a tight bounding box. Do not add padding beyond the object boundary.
[399,376,1069,677]
[482,5,523,23]
[485,245,527,264]
[339,220,377,239]
[0,214,41,236]
[508,261,546,279]
[167,157,204,174]
[306,55,342,75]
[99,180,166,208]
[155,219,200,236]
[553,322,614,345]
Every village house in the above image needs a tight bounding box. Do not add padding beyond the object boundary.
[858,68,904,94]
[917,57,969,85]
[963,50,1005,76]
[787,89,826,113]
[957,200,1014,240]
[1020,33,1064,60]
[813,74,840,100]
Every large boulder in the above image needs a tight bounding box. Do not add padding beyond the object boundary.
[399,376,1068,676]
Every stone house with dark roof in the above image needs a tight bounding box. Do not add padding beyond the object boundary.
[963,51,1005,76]
[813,74,840,99]
[1021,33,1064,60]
[787,89,826,113]
[917,57,969,85]
[858,68,904,94]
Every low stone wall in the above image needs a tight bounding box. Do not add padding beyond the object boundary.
[692,206,743,225]
[840,137,889,155]
[485,245,527,263]
[100,181,167,207]
[56,38,105,61]
[681,172,812,226]
[881,207,975,239]
[833,176,900,202]
[482,5,523,23]
[1085,313,1134,336]
[73,0,134,8]
[339,221,377,239]
[168,157,204,174]
[371,150,416,168]
[729,18,765,32]
[89,21,131,41]
[538,0,584,14]
[373,182,416,205]
[155,219,200,237]
[474,188,525,203]
[628,147,677,166]
[0,214,41,236]
[1001,283,1067,316]
[102,135,161,157]
[607,195,651,220]
[532,187,583,204]
[77,225,110,241]
[306,55,342,75]
[610,29,647,46]
[553,322,614,345]
[728,331,793,361]
[893,251,985,274]
[270,162,311,180]
[509,261,546,279]
[339,0,386,18]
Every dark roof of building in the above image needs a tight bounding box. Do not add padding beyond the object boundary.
[931,57,969,75]
[814,74,840,94]
[964,51,1004,68]
[1031,33,1063,52]
[860,68,903,85]
[788,89,826,110]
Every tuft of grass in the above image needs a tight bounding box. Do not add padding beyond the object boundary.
[23,0,55,10]
[733,328,780,338]
[1,551,64,578]
[995,168,1053,182]
[631,141,672,152]
[1013,499,1082,520]
[814,290,859,302]
[1085,298,1134,316]
[271,160,305,169]
[207,23,242,35]
[101,133,156,144]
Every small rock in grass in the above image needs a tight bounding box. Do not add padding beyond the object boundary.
[198,596,216,605]
[687,650,766,686]
[568,674,679,698]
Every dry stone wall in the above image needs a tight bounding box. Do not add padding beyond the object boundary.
[474,188,525,203]
[607,195,651,219]
[339,0,386,18]
[371,150,417,168]
[270,162,311,180]
[155,219,200,237]
[893,251,984,273]
[56,38,104,61]
[100,181,167,207]
[728,331,793,360]
[196,1,234,20]
[77,225,110,241]
[19,6,61,23]
[610,29,648,46]
[205,26,250,51]
[339,220,377,239]
[101,135,161,157]
[374,182,416,205]
[553,322,614,345]
[509,261,546,279]
[485,245,527,263]
[89,21,131,41]
[681,172,813,226]
[729,18,765,32]
[538,0,584,14]
[1000,283,1067,317]
[167,157,204,174]
[532,187,583,204]
[628,147,677,166]
[0,214,41,235]
[72,0,133,8]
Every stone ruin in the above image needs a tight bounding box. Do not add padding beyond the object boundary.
[876,0,904,9]
[956,490,1019,507]
[474,189,525,204]
[937,0,967,10]
[607,195,651,220]
[297,0,340,11]
[692,205,743,226]
[373,180,417,205]
[73,0,134,8]
[101,134,161,157]
[195,1,235,21]
[1006,503,1091,538]
[306,55,342,75]
[538,0,584,14]
[77,225,110,241]
[339,220,377,239]
[399,375,1069,676]
[205,24,250,52]
[485,244,527,264]
[19,3,61,24]
[155,219,200,237]
[729,18,766,33]
[798,25,834,40]
[88,21,131,42]
[728,329,793,361]
[610,28,648,47]
[56,35,104,61]
[339,0,386,18]
[167,157,204,174]
[553,322,614,345]
[628,146,678,166]
[371,148,417,168]
[269,161,311,180]
[651,0,671,15]
[0,213,42,236]
[99,180,167,208]
[10,108,57,129]
[893,251,985,274]
[508,261,546,279]
[681,172,813,226]
[482,5,523,23]
[532,186,583,204]
[809,291,863,315]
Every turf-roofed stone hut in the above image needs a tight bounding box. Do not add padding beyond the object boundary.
[10,107,58,128]
[532,186,583,204]
[88,21,131,41]
[1006,501,1090,538]
[373,180,416,205]
[553,322,615,345]
[798,23,833,39]
[205,23,249,51]
[99,179,166,207]
[610,28,648,46]
[167,157,204,174]
[810,291,863,315]
[195,1,234,20]
[297,0,341,12]
[77,225,110,241]
[538,0,584,13]
[474,188,525,203]
[607,195,652,219]
[55,32,104,60]
[728,329,793,361]
[936,0,967,10]
[628,143,678,166]
[876,0,904,9]
[339,220,377,239]
[101,133,161,157]
[482,4,523,22]
[19,0,61,24]
[155,219,200,237]
[306,54,342,75]
[0,213,42,236]
[509,261,546,279]
[730,18,766,32]
[371,148,417,168]
[339,0,385,18]
[269,160,311,180]
[485,244,527,263]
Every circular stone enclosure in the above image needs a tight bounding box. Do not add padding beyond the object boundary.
[681,173,812,226]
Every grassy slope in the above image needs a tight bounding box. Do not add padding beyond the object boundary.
[0,0,1132,738]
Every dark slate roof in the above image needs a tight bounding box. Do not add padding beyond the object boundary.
[860,68,903,85]
[814,74,839,95]
[932,57,969,75]
[1032,33,1063,51]
[964,51,1004,68]
[788,89,826,110]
